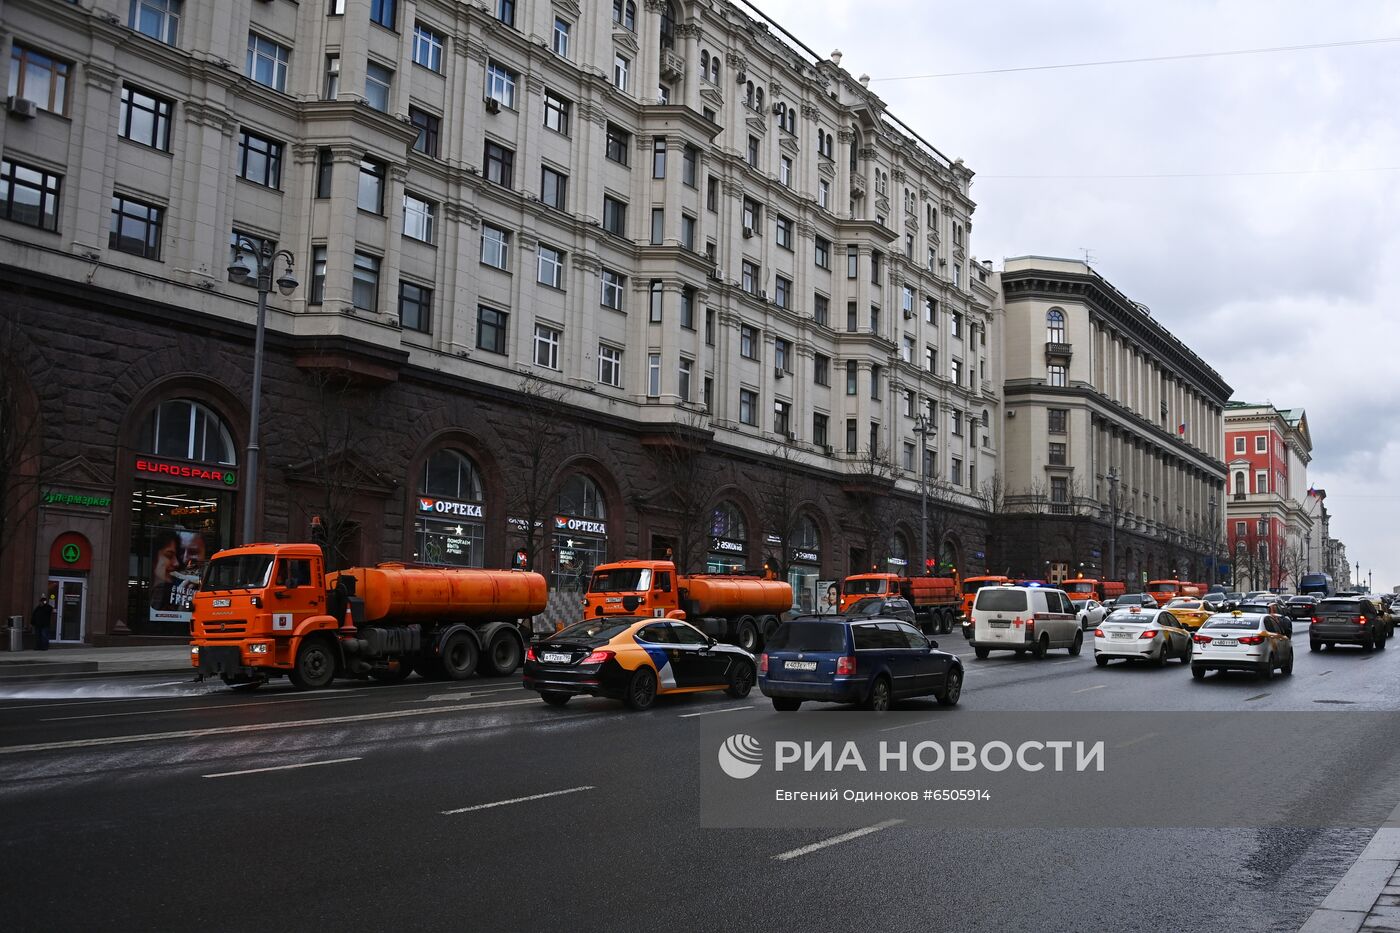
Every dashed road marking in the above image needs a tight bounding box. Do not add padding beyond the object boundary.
[773,820,905,862]
[443,785,594,815]
[678,705,755,718]
[203,757,362,778]
[1071,685,1106,694]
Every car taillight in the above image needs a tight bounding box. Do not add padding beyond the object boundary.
[1193,634,1212,644]
[1310,616,1321,625]
[759,653,769,673]
[1358,616,1368,625]
[1140,630,1158,639]
[525,647,536,662]
[1239,635,1265,645]
[836,656,857,676]
[1093,628,1105,637]
[582,649,613,664]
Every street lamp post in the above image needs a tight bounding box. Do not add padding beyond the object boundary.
[1207,494,1218,585]
[228,238,299,544]
[913,414,932,574]
[1107,467,1120,583]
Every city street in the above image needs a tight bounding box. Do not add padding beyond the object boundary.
[4,635,1399,932]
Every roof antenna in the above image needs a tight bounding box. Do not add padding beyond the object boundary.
[1080,248,1096,266]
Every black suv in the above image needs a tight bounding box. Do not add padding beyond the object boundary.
[1310,598,1389,652]
[844,596,918,627]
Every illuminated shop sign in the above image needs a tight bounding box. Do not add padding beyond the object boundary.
[419,497,485,519]
[554,515,607,535]
[134,457,238,488]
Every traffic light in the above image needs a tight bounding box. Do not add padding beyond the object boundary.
[926,558,935,572]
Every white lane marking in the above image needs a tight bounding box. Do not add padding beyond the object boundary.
[772,819,905,862]
[1071,685,1106,694]
[0,697,542,755]
[678,705,754,718]
[1114,732,1158,749]
[878,717,940,733]
[203,757,362,779]
[0,677,468,712]
[442,785,594,815]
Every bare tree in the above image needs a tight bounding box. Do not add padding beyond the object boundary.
[754,442,820,580]
[501,373,573,573]
[977,471,1010,576]
[645,412,721,574]
[844,444,900,573]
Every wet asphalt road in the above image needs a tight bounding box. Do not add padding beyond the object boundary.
[1,633,1397,933]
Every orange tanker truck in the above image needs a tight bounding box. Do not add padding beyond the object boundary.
[839,572,962,634]
[191,542,546,690]
[583,558,791,653]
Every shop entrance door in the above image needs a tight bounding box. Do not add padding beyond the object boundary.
[48,577,87,643]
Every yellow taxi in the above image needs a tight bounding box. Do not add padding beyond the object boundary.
[1163,597,1212,631]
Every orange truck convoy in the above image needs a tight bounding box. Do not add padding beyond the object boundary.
[1062,578,1127,604]
[1146,579,1203,606]
[839,572,963,634]
[582,558,791,653]
[192,542,546,690]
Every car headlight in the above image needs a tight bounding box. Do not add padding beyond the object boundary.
[248,643,270,655]
[190,646,200,657]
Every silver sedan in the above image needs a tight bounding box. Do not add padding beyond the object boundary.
[1093,607,1193,667]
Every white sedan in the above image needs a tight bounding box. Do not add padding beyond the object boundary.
[1093,607,1193,667]
[1076,599,1108,631]
[1191,612,1293,680]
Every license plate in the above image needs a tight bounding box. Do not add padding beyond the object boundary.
[1213,639,1237,647]
[212,598,230,608]
[541,652,573,664]
[1111,632,1133,640]
[785,661,817,671]
[989,621,1011,629]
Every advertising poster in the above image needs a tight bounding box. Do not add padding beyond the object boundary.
[815,579,840,615]
[149,528,213,624]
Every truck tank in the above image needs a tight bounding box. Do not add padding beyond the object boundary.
[329,564,548,624]
[684,576,792,616]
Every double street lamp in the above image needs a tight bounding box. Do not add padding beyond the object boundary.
[228,238,299,544]
[913,413,933,574]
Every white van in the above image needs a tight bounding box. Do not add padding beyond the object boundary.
[970,585,1082,659]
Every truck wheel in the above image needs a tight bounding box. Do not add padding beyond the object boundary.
[370,658,413,683]
[289,637,336,690]
[941,611,954,635]
[440,632,479,681]
[624,667,658,710]
[760,615,780,646]
[735,617,759,654]
[478,629,523,677]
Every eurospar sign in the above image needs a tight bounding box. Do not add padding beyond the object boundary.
[418,497,484,519]
[134,457,238,489]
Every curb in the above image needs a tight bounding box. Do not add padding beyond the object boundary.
[1299,801,1400,932]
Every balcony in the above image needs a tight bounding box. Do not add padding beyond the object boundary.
[661,50,686,82]
[850,172,866,199]
[1045,341,1073,363]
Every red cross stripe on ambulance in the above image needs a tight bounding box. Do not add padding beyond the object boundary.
[1012,617,1025,628]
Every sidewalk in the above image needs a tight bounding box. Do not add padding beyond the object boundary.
[0,645,192,680]
[1301,801,1400,932]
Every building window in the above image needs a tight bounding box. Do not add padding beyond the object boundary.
[845,360,857,396]
[651,138,667,178]
[484,141,514,188]
[486,62,517,108]
[1047,364,1067,387]
[774,275,791,309]
[775,215,793,250]
[847,302,858,333]
[742,197,761,232]
[779,155,792,187]
[237,130,283,189]
[357,158,384,213]
[1047,308,1066,343]
[403,193,435,243]
[1048,408,1067,434]
[412,24,444,71]
[845,418,858,454]
[869,306,880,334]
[603,195,628,236]
[818,179,830,209]
[370,0,397,29]
[678,357,693,401]
[814,413,829,448]
[814,353,830,386]
[399,281,432,332]
[534,324,560,369]
[552,18,571,57]
[410,107,440,157]
[109,195,162,259]
[681,214,696,251]
[650,208,665,245]
[9,44,71,116]
[740,325,758,360]
[683,146,698,187]
[1234,436,1246,454]
[544,91,571,135]
[951,312,963,339]
[537,245,565,289]
[870,365,882,401]
[477,305,508,354]
[704,376,713,409]
[1255,435,1267,453]
[496,0,516,28]
[315,148,333,198]
[707,176,718,212]
[951,458,963,486]
[951,409,963,436]
[950,358,962,385]
[541,166,568,209]
[598,345,622,387]
[739,389,758,426]
[246,34,289,92]
[774,400,792,437]
[613,55,630,90]
[648,280,664,322]
[323,54,341,99]
[601,268,625,310]
[705,309,715,346]
[612,0,637,30]
[902,336,914,364]
[480,225,510,270]
[1049,442,1067,466]
[775,338,791,373]
[741,261,760,296]
[903,442,915,472]
[364,62,393,111]
[606,124,630,164]
[646,353,662,397]
[118,85,172,151]
[846,246,858,279]
[352,252,381,312]
[1256,470,1268,494]
[680,286,695,329]
[814,294,830,327]
[309,245,327,304]
[814,236,830,269]
[925,346,936,373]
[130,0,182,45]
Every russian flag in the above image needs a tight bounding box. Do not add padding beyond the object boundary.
[1178,423,1187,436]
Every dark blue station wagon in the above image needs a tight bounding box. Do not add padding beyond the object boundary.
[758,617,964,711]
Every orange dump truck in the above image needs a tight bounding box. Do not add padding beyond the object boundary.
[1063,578,1104,603]
[192,542,546,690]
[960,575,1011,619]
[839,573,962,634]
[1147,579,1202,606]
[583,559,791,653]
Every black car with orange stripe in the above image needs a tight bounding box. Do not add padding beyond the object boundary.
[523,617,757,710]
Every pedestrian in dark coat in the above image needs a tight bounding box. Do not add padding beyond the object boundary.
[30,596,54,651]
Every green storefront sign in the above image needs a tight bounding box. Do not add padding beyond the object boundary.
[42,490,113,509]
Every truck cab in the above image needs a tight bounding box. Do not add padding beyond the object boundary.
[1063,578,1101,603]
[839,573,900,612]
[584,560,681,619]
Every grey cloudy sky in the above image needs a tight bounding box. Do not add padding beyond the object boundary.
[750,0,1400,589]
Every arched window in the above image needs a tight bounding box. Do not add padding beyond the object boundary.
[785,108,796,134]
[422,448,483,501]
[711,501,746,540]
[794,515,820,551]
[614,0,635,31]
[138,399,237,464]
[755,87,764,111]
[659,1,676,49]
[1234,471,1246,496]
[700,50,709,77]
[1046,308,1066,343]
[711,57,721,83]
[745,81,754,108]
[849,129,860,166]
[889,532,909,572]
[981,409,990,428]
[775,102,786,123]
[558,474,605,519]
